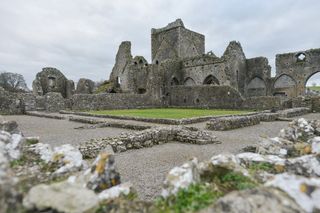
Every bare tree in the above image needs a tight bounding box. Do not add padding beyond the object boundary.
[0,71,29,92]
[312,82,317,87]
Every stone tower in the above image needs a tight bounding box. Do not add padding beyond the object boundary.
[151,19,205,64]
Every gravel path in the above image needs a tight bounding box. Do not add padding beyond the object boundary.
[3,115,134,146]
[3,113,320,200]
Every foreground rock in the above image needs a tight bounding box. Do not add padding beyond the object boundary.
[161,158,200,197]
[23,150,132,213]
[87,151,121,192]
[23,181,99,213]
[200,187,304,213]
[30,143,85,175]
[0,120,23,212]
[266,173,320,212]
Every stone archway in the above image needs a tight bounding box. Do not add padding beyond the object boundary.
[184,77,196,86]
[305,71,320,95]
[273,74,297,98]
[171,77,179,86]
[247,77,266,97]
[203,75,220,85]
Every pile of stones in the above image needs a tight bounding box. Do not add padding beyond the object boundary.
[79,126,220,158]
[161,118,320,212]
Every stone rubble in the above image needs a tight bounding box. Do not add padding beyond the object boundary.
[265,173,320,212]
[161,118,320,213]
[0,120,23,212]
[23,150,132,213]
[30,143,85,175]
[161,158,200,197]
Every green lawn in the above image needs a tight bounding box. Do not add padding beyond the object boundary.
[88,108,251,119]
[308,86,320,91]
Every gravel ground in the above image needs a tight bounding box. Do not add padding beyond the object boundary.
[3,113,320,200]
[3,115,133,146]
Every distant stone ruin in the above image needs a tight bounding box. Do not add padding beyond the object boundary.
[1,19,320,113]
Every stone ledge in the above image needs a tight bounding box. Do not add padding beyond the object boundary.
[26,111,66,120]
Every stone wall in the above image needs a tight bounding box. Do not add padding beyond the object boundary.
[275,48,320,96]
[79,126,219,158]
[169,85,244,109]
[0,89,23,114]
[206,115,261,131]
[71,93,156,111]
[245,57,272,97]
[151,19,204,63]
[312,97,320,112]
[241,96,282,110]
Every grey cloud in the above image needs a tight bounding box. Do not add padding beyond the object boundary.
[0,0,320,88]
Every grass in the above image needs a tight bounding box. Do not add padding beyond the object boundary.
[308,86,320,91]
[248,162,274,174]
[155,183,223,213]
[88,108,251,119]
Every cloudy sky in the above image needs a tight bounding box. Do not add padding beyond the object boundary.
[1,0,320,88]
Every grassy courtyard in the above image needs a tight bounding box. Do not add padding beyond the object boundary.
[308,86,320,91]
[88,108,251,119]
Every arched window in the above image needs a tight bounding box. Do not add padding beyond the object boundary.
[203,75,219,85]
[184,77,196,86]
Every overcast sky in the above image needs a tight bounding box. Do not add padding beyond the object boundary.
[0,0,320,88]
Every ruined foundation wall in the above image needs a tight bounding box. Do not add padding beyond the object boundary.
[71,93,157,111]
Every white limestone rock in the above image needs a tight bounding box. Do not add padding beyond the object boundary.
[279,118,314,142]
[286,155,320,177]
[257,137,291,157]
[210,154,249,176]
[200,187,304,213]
[265,173,320,212]
[23,181,99,213]
[32,143,84,175]
[161,158,200,197]
[98,182,132,201]
[309,137,320,154]
[236,152,285,165]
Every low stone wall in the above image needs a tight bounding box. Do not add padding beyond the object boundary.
[70,111,260,125]
[206,107,311,131]
[241,96,282,110]
[44,92,66,112]
[69,117,151,130]
[278,107,311,118]
[79,126,220,158]
[311,97,320,112]
[206,115,261,131]
[0,89,24,114]
[25,111,66,120]
[291,96,312,109]
[71,93,156,111]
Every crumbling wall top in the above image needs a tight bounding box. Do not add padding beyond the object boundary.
[151,19,185,34]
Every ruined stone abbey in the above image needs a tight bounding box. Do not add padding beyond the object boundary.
[108,19,320,106]
[1,19,320,113]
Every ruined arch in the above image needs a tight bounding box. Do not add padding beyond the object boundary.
[170,77,179,86]
[184,77,196,86]
[203,75,220,85]
[247,77,266,97]
[273,74,297,97]
[305,71,320,95]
